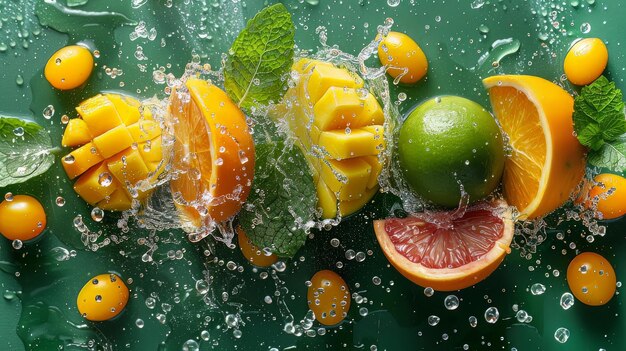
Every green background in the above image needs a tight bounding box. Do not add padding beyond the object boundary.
[1,0,625,350]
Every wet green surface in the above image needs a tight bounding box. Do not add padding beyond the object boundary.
[1,0,625,350]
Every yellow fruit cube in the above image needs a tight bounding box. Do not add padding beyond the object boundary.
[138,136,163,173]
[362,155,383,189]
[62,118,92,147]
[76,95,123,137]
[107,148,150,191]
[339,186,379,217]
[73,162,119,205]
[127,120,162,144]
[318,125,384,159]
[315,176,338,219]
[105,94,141,125]
[313,89,384,131]
[320,158,371,201]
[97,189,132,211]
[62,142,104,179]
[305,63,364,104]
[92,125,134,159]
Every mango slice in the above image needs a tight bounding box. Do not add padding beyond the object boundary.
[280,59,385,218]
[62,94,163,210]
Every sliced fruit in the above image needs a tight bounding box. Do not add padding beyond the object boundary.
[483,75,586,219]
[168,78,255,229]
[61,94,163,210]
[374,201,514,291]
[277,58,386,219]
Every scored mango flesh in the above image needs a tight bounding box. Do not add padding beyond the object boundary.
[61,94,164,211]
[283,59,385,219]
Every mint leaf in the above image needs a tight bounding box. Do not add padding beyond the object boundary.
[573,76,626,151]
[224,3,295,110]
[238,139,316,257]
[587,136,626,172]
[0,117,57,188]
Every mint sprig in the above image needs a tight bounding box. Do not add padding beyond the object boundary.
[224,3,295,111]
[573,76,626,171]
[238,138,317,258]
[0,117,58,188]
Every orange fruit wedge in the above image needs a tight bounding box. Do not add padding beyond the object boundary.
[373,200,514,291]
[483,75,586,219]
[168,78,255,231]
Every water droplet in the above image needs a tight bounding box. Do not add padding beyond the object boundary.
[63,155,75,164]
[580,22,591,34]
[424,287,434,297]
[51,247,70,261]
[515,309,532,323]
[478,24,490,34]
[264,295,273,304]
[484,307,499,323]
[98,172,113,187]
[469,315,478,327]
[12,239,23,250]
[13,127,24,137]
[145,297,156,309]
[530,283,546,295]
[43,105,55,119]
[16,75,23,86]
[444,295,460,310]
[182,339,199,351]
[135,318,145,328]
[4,193,14,201]
[560,292,575,310]
[554,327,570,343]
[471,0,485,9]
[91,207,104,222]
[345,249,356,260]
[200,330,210,341]
[387,0,400,7]
[95,295,102,302]
[55,196,65,206]
[372,276,381,285]
[330,238,340,247]
[428,315,440,326]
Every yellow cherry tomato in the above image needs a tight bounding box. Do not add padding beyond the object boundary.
[237,226,278,267]
[584,173,626,220]
[306,270,351,326]
[0,194,47,241]
[77,273,129,321]
[378,31,428,84]
[567,252,616,306]
[564,38,608,86]
[44,45,94,90]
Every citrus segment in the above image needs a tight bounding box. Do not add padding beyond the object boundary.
[374,201,513,291]
[169,79,255,228]
[483,75,586,219]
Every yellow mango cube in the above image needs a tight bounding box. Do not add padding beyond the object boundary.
[73,162,119,205]
[138,136,164,173]
[62,118,92,147]
[98,189,132,211]
[62,142,104,179]
[313,89,384,131]
[362,155,383,189]
[339,186,379,217]
[92,125,134,158]
[127,120,162,144]
[315,176,338,219]
[318,125,384,159]
[305,64,363,104]
[105,94,141,125]
[107,148,150,187]
[76,95,123,137]
[320,158,371,201]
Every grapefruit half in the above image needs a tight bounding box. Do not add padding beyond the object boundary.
[374,201,514,291]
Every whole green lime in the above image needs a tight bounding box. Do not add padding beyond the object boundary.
[398,96,505,207]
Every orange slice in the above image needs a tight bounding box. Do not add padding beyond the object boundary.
[169,78,255,230]
[374,201,514,291]
[483,75,586,219]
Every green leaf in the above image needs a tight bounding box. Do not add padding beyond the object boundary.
[588,136,626,172]
[0,117,57,188]
[223,3,295,110]
[573,76,626,151]
[238,139,317,258]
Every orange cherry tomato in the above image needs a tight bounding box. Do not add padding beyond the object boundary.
[307,270,351,326]
[0,194,47,241]
[583,173,626,220]
[44,45,94,90]
[378,31,428,84]
[567,252,616,306]
[237,226,278,267]
[77,273,129,321]
[564,38,608,86]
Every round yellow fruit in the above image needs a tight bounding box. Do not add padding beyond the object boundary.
[45,45,94,90]
[77,273,129,321]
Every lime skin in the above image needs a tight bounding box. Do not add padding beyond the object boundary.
[398,96,505,208]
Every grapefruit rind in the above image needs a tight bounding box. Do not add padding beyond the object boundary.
[373,201,514,291]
